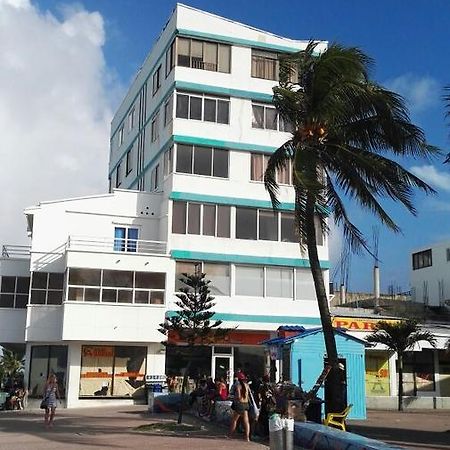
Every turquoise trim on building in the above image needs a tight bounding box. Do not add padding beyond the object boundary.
[171,249,330,269]
[166,310,321,325]
[173,135,276,154]
[175,81,273,103]
[170,191,295,211]
[177,28,303,53]
[128,137,173,189]
[111,31,177,140]
[109,86,175,178]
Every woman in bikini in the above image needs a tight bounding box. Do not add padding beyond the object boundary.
[229,371,250,442]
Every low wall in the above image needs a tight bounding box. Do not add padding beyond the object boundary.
[294,422,405,450]
[367,396,450,410]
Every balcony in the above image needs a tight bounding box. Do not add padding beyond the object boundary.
[1,245,31,259]
[66,235,167,256]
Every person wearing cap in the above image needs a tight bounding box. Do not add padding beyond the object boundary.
[229,371,250,442]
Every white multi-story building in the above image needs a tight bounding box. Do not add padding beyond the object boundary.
[411,241,450,307]
[0,4,329,407]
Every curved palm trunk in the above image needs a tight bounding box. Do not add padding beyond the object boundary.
[397,353,403,412]
[304,192,344,413]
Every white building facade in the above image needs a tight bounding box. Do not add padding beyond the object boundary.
[0,4,329,407]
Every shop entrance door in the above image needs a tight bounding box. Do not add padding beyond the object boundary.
[213,356,232,383]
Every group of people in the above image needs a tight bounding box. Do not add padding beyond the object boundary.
[188,370,276,442]
[1,381,26,411]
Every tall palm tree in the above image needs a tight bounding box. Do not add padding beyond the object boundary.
[444,86,450,163]
[265,42,439,413]
[366,320,436,411]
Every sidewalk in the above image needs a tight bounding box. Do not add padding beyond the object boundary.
[0,406,266,450]
[351,409,450,450]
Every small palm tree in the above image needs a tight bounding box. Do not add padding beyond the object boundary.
[0,349,23,381]
[265,42,439,413]
[366,320,436,411]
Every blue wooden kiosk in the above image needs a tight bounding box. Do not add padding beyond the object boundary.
[264,326,367,419]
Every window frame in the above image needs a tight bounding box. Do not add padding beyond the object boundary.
[151,112,159,142]
[125,149,132,176]
[152,65,162,96]
[175,92,230,125]
[175,144,229,178]
[412,249,432,270]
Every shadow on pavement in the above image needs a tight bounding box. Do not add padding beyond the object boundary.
[351,424,450,450]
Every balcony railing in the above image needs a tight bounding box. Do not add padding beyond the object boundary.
[1,245,31,258]
[66,235,167,255]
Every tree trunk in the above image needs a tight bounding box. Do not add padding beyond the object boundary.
[177,360,192,424]
[304,192,344,413]
[398,354,403,412]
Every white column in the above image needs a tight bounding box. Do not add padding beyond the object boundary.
[147,343,166,375]
[433,349,441,397]
[388,352,397,396]
[65,342,82,408]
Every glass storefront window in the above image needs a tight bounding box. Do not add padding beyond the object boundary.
[79,345,147,398]
[365,352,390,396]
[234,346,266,380]
[165,345,212,379]
[29,345,67,398]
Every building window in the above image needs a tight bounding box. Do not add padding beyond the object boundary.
[251,49,279,80]
[446,248,450,262]
[412,249,432,270]
[281,213,296,243]
[266,267,293,298]
[125,149,133,176]
[79,345,146,398]
[175,261,230,296]
[236,207,258,240]
[128,108,135,131]
[166,39,176,77]
[164,94,174,126]
[29,345,67,398]
[163,146,173,177]
[29,272,64,305]
[150,164,159,191]
[259,210,278,241]
[115,163,122,188]
[235,265,264,296]
[152,65,161,96]
[118,125,124,146]
[176,37,231,73]
[295,268,317,300]
[175,144,229,178]
[0,275,29,308]
[250,153,293,185]
[403,350,436,395]
[114,227,139,252]
[172,201,230,238]
[151,113,159,142]
[67,268,165,305]
[252,103,294,132]
[176,92,230,124]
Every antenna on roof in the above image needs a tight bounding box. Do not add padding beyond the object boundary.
[372,226,380,309]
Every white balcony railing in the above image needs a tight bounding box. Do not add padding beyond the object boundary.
[67,235,167,255]
[1,245,31,258]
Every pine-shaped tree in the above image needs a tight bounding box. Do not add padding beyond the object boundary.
[159,268,228,424]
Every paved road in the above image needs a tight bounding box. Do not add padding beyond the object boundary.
[0,406,266,450]
[0,406,449,450]
[351,409,450,450]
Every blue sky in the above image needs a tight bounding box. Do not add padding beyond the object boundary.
[3,0,450,293]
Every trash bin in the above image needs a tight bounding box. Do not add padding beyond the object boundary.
[305,399,323,423]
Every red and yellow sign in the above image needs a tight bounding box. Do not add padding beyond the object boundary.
[332,317,399,332]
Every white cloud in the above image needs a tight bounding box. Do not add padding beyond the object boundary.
[385,73,439,114]
[0,0,121,245]
[410,165,450,192]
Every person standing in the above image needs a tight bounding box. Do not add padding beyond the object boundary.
[229,372,250,442]
[43,374,60,427]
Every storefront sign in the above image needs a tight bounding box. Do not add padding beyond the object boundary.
[82,346,114,358]
[332,317,399,332]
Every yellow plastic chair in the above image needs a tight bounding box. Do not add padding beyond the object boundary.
[323,404,353,431]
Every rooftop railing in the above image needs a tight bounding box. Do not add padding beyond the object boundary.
[1,245,31,258]
[67,235,167,255]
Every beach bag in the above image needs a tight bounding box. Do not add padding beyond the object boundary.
[40,395,48,409]
[248,389,260,420]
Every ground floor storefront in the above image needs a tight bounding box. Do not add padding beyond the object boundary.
[24,341,165,407]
